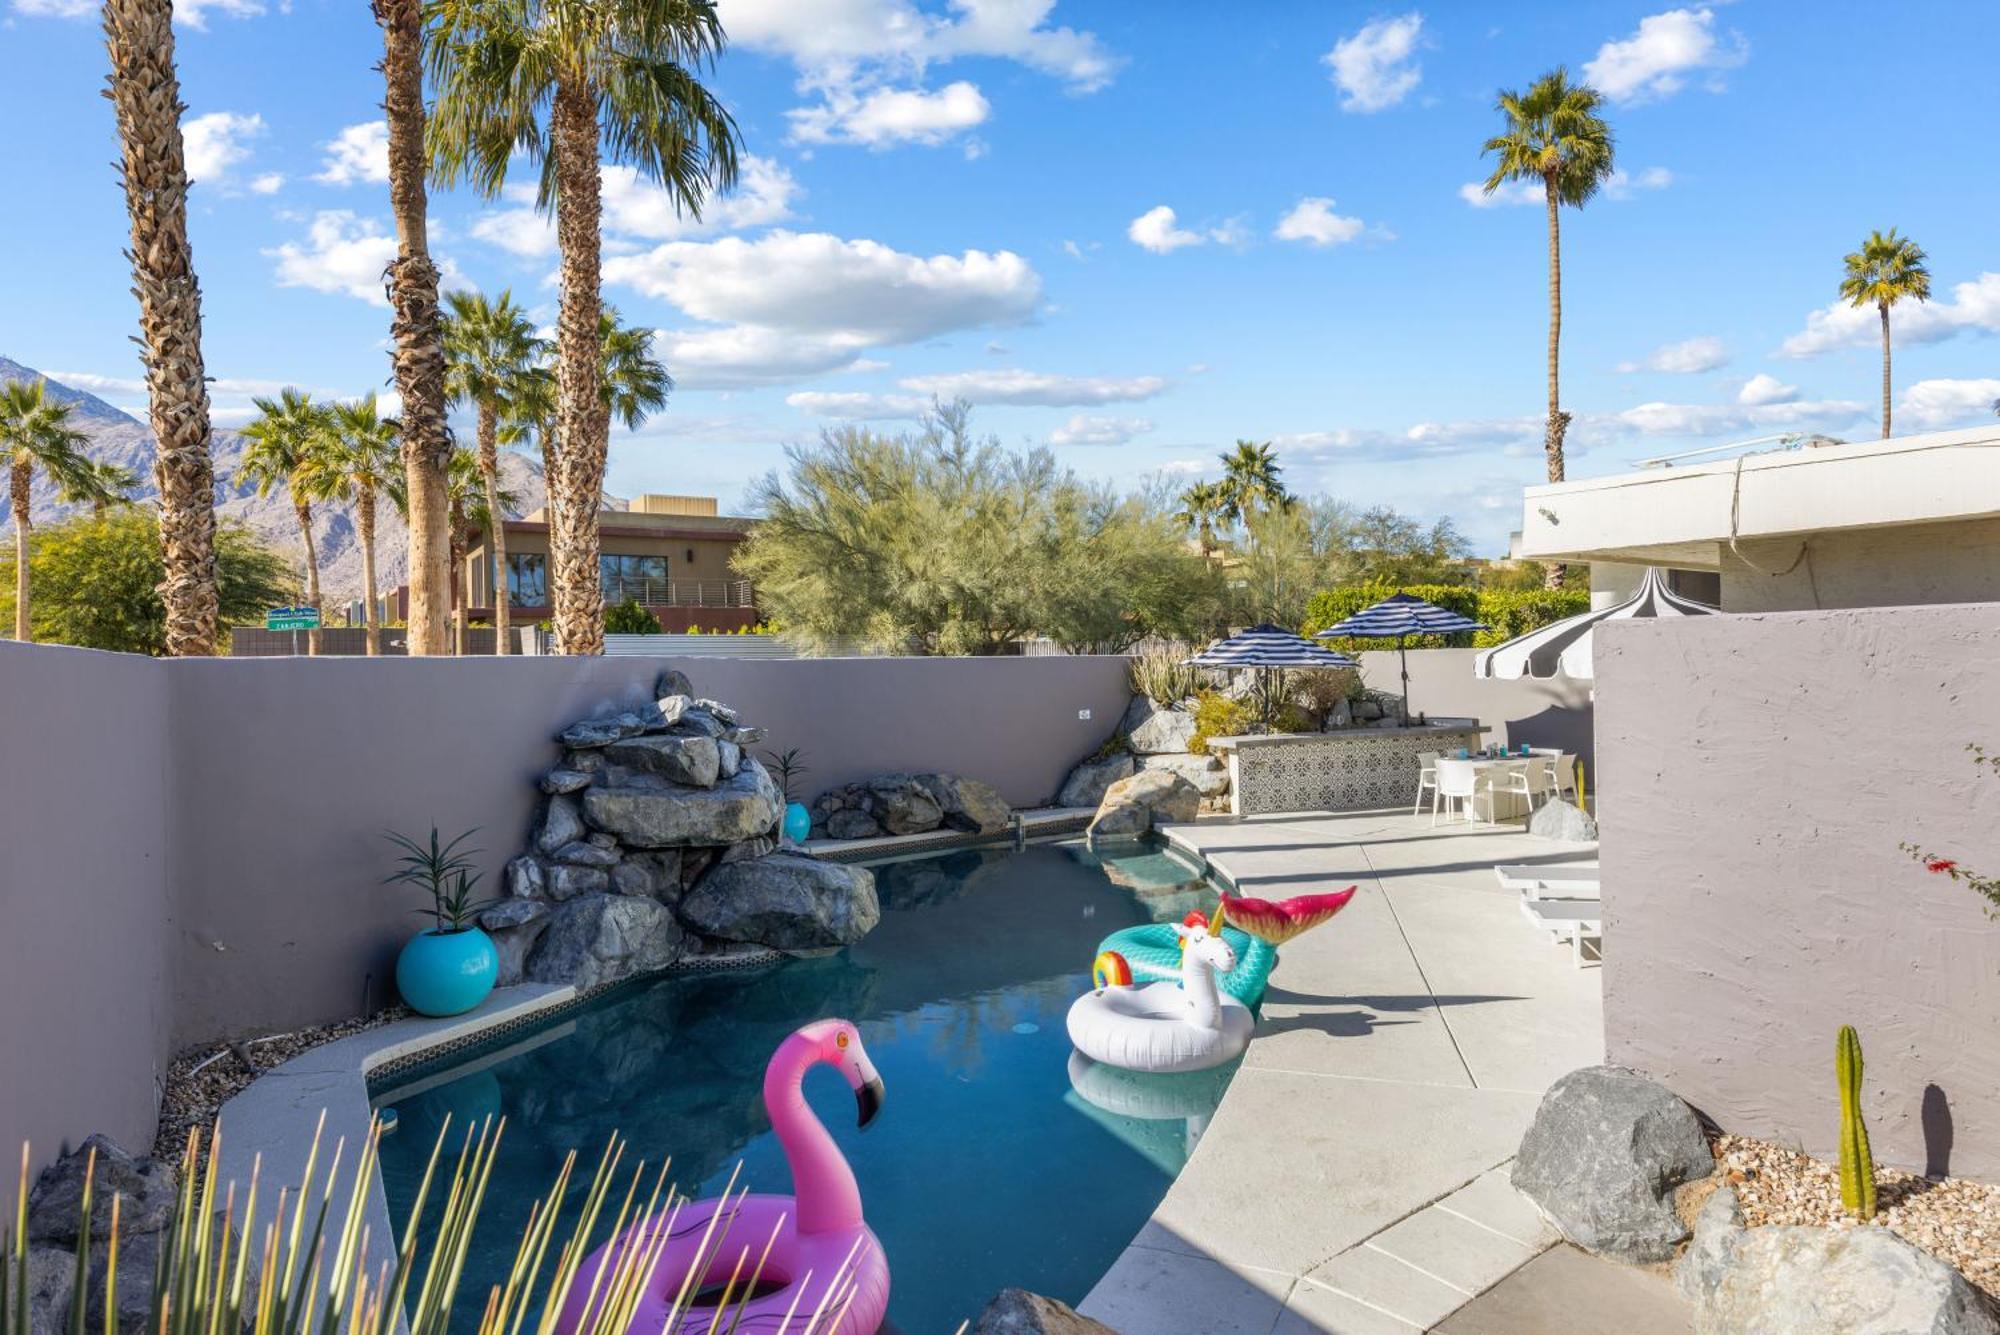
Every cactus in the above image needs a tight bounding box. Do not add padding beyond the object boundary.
[1836,1025,1877,1220]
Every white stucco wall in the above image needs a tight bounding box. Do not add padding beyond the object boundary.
[1720,516,2000,613]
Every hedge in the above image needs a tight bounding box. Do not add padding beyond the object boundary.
[1301,583,1589,652]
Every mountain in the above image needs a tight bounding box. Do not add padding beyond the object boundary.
[2,357,546,605]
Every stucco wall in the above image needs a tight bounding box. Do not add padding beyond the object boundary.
[1596,604,2000,1178]
[1356,648,1596,779]
[0,642,175,1207]
[1720,517,2000,614]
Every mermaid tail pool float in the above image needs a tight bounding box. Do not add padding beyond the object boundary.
[557,1019,890,1335]
[1095,887,1359,1009]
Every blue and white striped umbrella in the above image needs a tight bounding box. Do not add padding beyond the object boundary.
[1313,593,1486,721]
[1472,567,1716,680]
[1186,623,1359,670]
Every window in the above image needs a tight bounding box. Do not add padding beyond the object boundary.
[507,554,547,607]
[600,554,667,599]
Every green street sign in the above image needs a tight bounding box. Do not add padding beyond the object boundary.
[266,606,321,631]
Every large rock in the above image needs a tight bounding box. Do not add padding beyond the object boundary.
[1088,769,1201,839]
[1056,754,1134,808]
[546,864,610,900]
[1121,696,1197,755]
[582,764,783,848]
[478,900,549,986]
[971,1288,1116,1334]
[920,774,1011,835]
[536,794,585,854]
[506,855,546,899]
[610,850,684,902]
[1676,1185,1746,1304]
[1512,1065,1714,1262]
[678,854,880,950]
[1139,752,1229,798]
[602,734,721,788]
[824,808,884,840]
[20,1246,74,1335]
[865,775,944,835]
[1528,799,1599,842]
[526,893,686,989]
[1687,1206,1998,1334]
[655,668,693,700]
[28,1136,175,1245]
[808,773,1011,840]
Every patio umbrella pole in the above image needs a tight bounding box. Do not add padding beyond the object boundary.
[1399,636,1411,723]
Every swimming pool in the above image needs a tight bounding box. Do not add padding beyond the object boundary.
[372,838,1237,1334]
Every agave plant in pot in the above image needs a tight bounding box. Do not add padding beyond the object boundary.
[766,747,812,844]
[384,825,501,1016]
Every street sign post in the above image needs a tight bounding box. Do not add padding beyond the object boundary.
[265,606,321,653]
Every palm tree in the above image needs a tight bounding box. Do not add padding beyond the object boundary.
[78,460,140,517]
[1175,480,1228,556]
[1481,67,1615,588]
[391,448,520,653]
[239,389,332,654]
[443,288,545,654]
[374,0,454,656]
[1839,229,1931,439]
[304,395,400,655]
[1219,440,1290,522]
[102,0,220,656]
[3,380,114,640]
[428,0,741,655]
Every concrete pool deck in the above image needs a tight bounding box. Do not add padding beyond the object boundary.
[1077,807,1688,1335]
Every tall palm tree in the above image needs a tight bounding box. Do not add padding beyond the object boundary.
[102,0,220,656]
[1481,67,1614,589]
[80,461,141,517]
[428,0,741,655]
[1839,229,1931,439]
[1219,440,1290,522]
[390,447,520,653]
[240,389,332,654]
[304,395,400,655]
[443,288,544,654]
[1174,480,1228,556]
[374,0,454,656]
[2,379,113,641]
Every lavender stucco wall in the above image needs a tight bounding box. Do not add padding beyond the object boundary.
[0,642,174,1207]
[1356,648,1596,778]
[1596,604,2000,1179]
[0,647,1131,1189]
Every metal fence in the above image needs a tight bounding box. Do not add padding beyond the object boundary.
[597,577,755,608]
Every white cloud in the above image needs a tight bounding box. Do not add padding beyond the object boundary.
[1458,179,1541,208]
[723,0,1119,92]
[1128,205,1239,254]
[314,121,389,187]
[45,370,147,395]
[785,391,930,420]
[17,0,263,24]
[1582,7,1747,103]
[1737,373,1798,406]
[1899,378,2000,430]
[789,80,990,148]
[249,172,286,195]
[1323,12,1423,113]
[468,207,556,260]
[183,112,265,186]
[1050,414,1152,446]
[1600,396,1866,441]
[1616,335,1727,374]
[266,211,459,306]
[1605,166,1674,198]
[898,369,1165,406]
[1779,272,2000,358]
[657,327,879,390]
[1273,197,1367,248]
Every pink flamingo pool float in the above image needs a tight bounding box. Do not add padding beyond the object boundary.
[557,1019,890,1334]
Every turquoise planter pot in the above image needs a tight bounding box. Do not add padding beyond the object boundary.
[396,927,498,1017]
[783,801,812,843]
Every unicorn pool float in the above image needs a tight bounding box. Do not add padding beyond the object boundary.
[1067,890,1357,1074]
[1093,886,1358,1011]
[557,1019,890,1335]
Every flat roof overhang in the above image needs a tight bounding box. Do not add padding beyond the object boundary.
[1517,424,2000,567]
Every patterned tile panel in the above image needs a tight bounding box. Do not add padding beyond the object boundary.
[1230,729,1483,815]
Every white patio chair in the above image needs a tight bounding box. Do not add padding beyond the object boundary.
[1530,749,1581,803]
[1431,757,1487,826]
[1411,750,1441,818]
[1494,756,1556,816]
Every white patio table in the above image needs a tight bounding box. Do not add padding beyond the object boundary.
[1456,755,1537,823]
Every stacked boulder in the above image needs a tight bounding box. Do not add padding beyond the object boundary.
[1056,694,1229,811]
[486,670,879,990]
[808,772,1012,841]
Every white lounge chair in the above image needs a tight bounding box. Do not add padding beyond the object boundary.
[1493,862,1601,899]
[1520,897,1601,967]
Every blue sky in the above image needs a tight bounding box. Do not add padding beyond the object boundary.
[4,0,1996,553]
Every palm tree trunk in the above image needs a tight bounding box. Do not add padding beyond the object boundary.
[103,0,218,656]
[549,77,610,657]
[450,524,467,655]
[294,494,322,655]
[538,425,564,636]
[376,0,452,657]
[1542,174,1569,592]
[358,486,380,656]
[1879,301,1892,439]
[476,400,510,654]
[10,462,30,642]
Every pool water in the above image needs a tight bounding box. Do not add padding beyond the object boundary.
[373,839,1237,1335]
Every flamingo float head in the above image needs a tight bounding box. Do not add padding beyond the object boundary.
[793,1018,887,1127]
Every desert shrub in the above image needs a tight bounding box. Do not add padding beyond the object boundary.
[1288,667,1360,722]
[604,599,661,634]
[1188,690,1254,755]
[1128,645,1202,705]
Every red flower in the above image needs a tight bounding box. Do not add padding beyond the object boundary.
[1926,858,1958,874]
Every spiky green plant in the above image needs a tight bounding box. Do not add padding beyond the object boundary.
[762,748,809,803]
[5,1120,862,1335]
[1127,647,1202,708]
[1836,1025,1877,1221]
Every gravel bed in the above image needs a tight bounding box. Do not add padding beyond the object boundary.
[1716,1134,1999,1301]
[153,1008,407,1164]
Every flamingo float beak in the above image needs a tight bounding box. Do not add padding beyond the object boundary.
[842,1041,886,1128]
[855,1074,885,1128]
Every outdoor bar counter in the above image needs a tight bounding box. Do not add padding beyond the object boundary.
[1207,719,1488,816]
